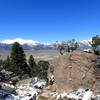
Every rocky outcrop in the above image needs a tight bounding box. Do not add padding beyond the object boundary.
[53,51,97,93]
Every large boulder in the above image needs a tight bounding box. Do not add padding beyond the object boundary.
[53,51,97,92]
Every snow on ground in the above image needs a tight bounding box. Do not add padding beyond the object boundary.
[4,81,100,100]
[5,80,46,100]
[82,89,94,100]
[1,82,15,89]
[51,89,100,100]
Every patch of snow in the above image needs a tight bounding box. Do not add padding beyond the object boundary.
[82,89,94,100]
[52,89,100,100]
[56,94,61,100]
[60,93,67,98]
[34,80,46,88]
[75,89,85,97]
[5,80,46,100]
[1,83,15,89]
[83,49,92,52]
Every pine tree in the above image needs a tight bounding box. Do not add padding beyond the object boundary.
[3,56,11,70]
[28,55,37,77]
[0,59,3,71]
[37,61,49,83]
[10,42,29,75]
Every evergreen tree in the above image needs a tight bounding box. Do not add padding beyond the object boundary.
[0,59,3,66]
[3,56,11,70]
[10,42,29,75]
[92,35,100,52]
[37,61,49,83]
[0,59,3,71]
[28,55,37,77]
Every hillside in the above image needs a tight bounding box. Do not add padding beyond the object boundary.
[1,50,100,100]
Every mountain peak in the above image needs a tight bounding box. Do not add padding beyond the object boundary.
[80,39,92,47]
[1,38,39,45]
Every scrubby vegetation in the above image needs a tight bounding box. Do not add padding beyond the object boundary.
[28,55,37,77]
[91,35,100,54]
[55,39,78,55]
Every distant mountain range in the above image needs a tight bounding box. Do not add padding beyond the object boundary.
[0,38,55,50]
[0,38,92,51]
[78,39,92,50]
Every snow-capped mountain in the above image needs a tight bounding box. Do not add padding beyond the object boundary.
[80,39,92,46]
[0,38,55,50]
[0,38,92,51]
[78,39,92,50]
[1,38,40,46]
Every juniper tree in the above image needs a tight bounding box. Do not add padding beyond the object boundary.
[37,61,49,83]
[0,59,3,71]
[28,55,37,77]
[91,35,100,52]
[10,42,29,75]
[3,56,11,70]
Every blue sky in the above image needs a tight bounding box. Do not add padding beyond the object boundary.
[0,0,100,43]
